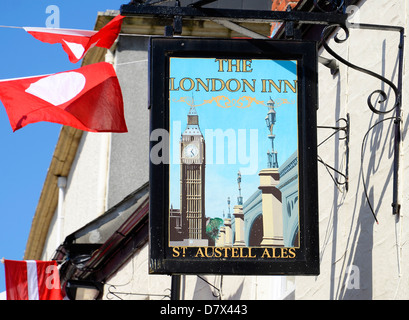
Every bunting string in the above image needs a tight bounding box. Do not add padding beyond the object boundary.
[0,25,23,29]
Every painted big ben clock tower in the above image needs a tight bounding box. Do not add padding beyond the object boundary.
[180,106,208,246]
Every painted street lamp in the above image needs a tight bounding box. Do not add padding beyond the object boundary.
[265,97,278,168]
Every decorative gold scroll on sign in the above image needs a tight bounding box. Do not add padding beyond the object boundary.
[173,96,294,108]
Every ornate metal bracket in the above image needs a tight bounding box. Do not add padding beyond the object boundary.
[317,114,350,191]
[320,22,404,217]
[321,23,402,116]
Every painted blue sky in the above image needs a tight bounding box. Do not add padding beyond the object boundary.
[169,57,298,219]
[0,0,126,295]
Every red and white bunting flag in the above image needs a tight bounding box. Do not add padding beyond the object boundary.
[0,61,127,133]
[24,15,124,63]
[4,260,63,300]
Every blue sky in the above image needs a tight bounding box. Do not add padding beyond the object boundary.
[169,57,298,220]
[0,0,126,294]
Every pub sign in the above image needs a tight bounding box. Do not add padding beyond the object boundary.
[149,37,319,275]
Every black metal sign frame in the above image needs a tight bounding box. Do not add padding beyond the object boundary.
[149,37,319,275]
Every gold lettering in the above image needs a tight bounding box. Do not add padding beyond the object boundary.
[180,77,195,91]
[211,78,225,91]
[195,248,205,258]
[226,79,241,92]
[171,77,296,94]
[261,79,282,93]
[223,247,231,257]
[214,247,223,258]
[172,247,180,257]
[288,248,296,258]
[261,248,271,258]
[272,248,280,258]
[283,80,297,93]
[243,59,253,72]
[215,59,253,72]
[205,247,214,258]
[215,58,225,72]
[196,78,209,92]
[242,79,256,92]
[169,77,179,91]
[227,59,241,72]
[260,79,298,93]
[231,247,239,258]
[248,247,256,258]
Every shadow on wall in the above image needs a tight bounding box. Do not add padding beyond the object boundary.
[191,276,244,300]
[192,276,222,300]
[325,38,400,299]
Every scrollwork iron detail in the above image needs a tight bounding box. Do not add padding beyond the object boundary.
[321,24,400,115]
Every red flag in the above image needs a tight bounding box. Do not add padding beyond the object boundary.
[24,15,124,63]
[4,260,63,300]
[0,62,127,133]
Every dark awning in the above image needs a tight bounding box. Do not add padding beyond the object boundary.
[53,182,149,287]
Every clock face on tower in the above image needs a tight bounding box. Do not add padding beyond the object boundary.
[183,143,199,159]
